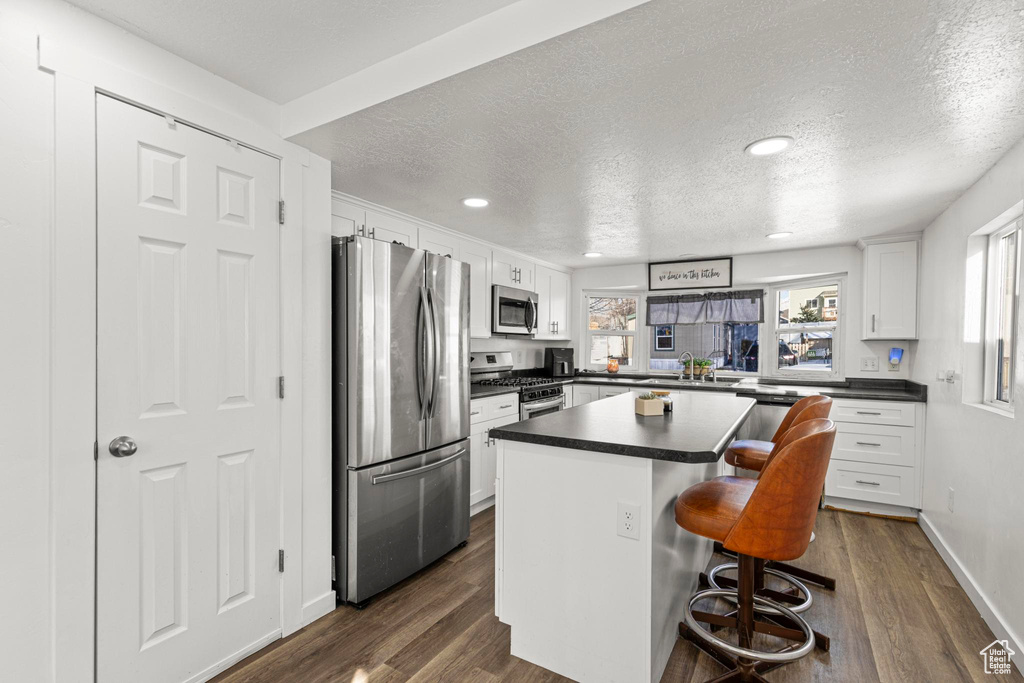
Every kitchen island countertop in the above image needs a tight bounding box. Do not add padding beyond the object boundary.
[489,390,755,463]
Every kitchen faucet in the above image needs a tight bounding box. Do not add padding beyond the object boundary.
[706,350,727,383]
[677,351,695,381]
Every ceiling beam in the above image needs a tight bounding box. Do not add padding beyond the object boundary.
[280,0,652,139]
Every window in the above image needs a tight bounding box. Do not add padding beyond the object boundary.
[585,294,639,370]
[985,218,1021,407]
[649,323,759,373]
[771,278,842,377]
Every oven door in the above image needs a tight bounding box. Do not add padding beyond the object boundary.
[521,395,564,420]
[492,285,538,336]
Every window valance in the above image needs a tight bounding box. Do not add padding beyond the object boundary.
[647,289,764,325]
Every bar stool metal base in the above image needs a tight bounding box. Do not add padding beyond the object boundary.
[680,588,815,682]
[706,562,813,614]
[713,541,837,591]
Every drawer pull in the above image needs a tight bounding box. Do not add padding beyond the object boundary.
[855,411,882,415]
[498,404,513,410]
[856,441,882,447]
[471,410,481,416]
[855,480,881,486]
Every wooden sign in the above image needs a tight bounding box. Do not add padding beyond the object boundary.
[648,257,733,291]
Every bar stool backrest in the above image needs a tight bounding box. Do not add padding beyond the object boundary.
[723,418,836,562]
[769,395,833,443]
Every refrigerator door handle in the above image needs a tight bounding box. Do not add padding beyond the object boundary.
[418,286,433,420]
[370,448,466,485]
[427,287,443,417]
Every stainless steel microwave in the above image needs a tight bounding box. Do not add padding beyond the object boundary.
[492,285,538,335]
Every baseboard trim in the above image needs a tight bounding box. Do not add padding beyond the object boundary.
[471,496,495,516]
[919,512,1021,662]
[823,495,918,520]
[301,590,337,628]
[183,628,281,683]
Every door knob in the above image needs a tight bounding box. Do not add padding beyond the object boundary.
[108,436,138,457]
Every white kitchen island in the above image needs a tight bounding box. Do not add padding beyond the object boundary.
[490,391,756,683]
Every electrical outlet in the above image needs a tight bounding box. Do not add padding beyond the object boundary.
[947,487,954,513]
[617,502,640,540]
[514,350,525,366]
[860,356,879,372]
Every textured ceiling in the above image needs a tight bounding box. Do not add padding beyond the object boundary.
[64,0,522,103]
[293,0,1024,269]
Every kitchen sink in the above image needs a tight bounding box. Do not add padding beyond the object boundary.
[637,377,738,387]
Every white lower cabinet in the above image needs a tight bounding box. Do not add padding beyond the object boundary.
[470,394,520,513]
[572,384,600,406]
[561,385,573,408]
[599,386,630,399]
[824,398,924,512]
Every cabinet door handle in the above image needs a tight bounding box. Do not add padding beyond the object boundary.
[855,480,881,486]
[855,411,882,415]
[871,314,876,333]
[856,441,882,447]
[498,403,513,410]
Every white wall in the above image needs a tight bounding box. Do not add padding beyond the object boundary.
[0,14,56,682]
[913,138,1024,653]
[571,246,916,380]
[0,2,332,679]
[471,337,555,370]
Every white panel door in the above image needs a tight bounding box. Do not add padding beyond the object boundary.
[96,95,282,683]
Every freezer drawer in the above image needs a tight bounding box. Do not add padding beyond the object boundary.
[347,439,470,603]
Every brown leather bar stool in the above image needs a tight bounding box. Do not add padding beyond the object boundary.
[712,395,836,597]
[676,419,837,682]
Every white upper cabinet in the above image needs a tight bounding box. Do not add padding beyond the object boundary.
[492,248,535,289]
[535,265,571,340]
[331,198,364,237]
[365,209,417,247]
[419,226,460,259]
[460,240,492,339]
[861,237,919,340]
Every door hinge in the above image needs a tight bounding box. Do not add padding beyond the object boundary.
[278,200,286,225]
[278,375,285,399]
[278,549,285,572]
[93,440,99,460]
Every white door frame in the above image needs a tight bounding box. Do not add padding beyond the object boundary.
[42,39,308,681]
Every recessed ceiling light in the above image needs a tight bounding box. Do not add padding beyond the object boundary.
[745,136,793,156]
[462,197,489,208]
[583,252,603,258]
[767,231,793,239]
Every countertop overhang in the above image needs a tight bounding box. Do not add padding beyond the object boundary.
[489,391,755,463]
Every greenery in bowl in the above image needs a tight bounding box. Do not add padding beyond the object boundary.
[637,392,658,400]
[684,358,713,368]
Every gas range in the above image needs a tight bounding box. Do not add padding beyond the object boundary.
[470,352,566,420]
[475,376,564,402]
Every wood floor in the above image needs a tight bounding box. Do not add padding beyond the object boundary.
[215,507,1020,683]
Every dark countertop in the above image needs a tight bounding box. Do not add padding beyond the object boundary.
[567,374,926,403]
[470,374,925,404]
[490,391,755,463]
[470,384,521,399]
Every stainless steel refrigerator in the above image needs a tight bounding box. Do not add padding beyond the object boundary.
[332,235,471,605]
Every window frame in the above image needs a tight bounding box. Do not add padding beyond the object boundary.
[582,291,643,372]
[768,275,845,380]
[983,217,1022,410]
